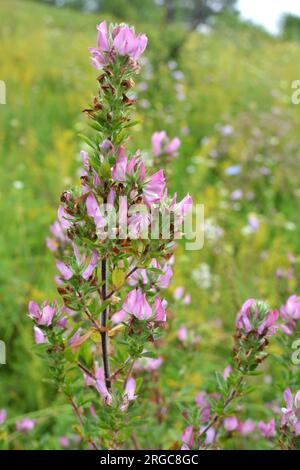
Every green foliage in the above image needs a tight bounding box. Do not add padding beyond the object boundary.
[281,14,300,42]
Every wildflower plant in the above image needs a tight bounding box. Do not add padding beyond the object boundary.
[28,21,192,449]
[180,300,280,450]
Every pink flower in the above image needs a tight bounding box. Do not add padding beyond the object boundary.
[95,377,112,406]
[181,425,194,450]
[110,309,128,325]
[46,237,57,252]
[152,131,166,157]
[257,309,279,336]
[280,295,300,336]
[112,149,146,184]
[236,299,279,337]
[241,298,256,315]
[128,211,150,239]
[0,409,7,425]
[86,193,105,230]
[120,377,137,412]
[127,155,146,181]
[199,426,215,445]
[280,323,294,336]
[122,288,152,320]
[90,22,147,68]
[157,265,173,289]
[56,260,73,280]
[81,150,89,170]
[82,250,98,280]
[174,286,184,300]
[58,205,73,230]
[68,327,83,347]
[107,189,116,206]
[50,220,66,240]
[93,170,100,188]
[89,49,106,70]
[90,403,96,417]
[97,21,109,51]
[84,362,112,405]
[294,422,300,436]
[258,418,276,438]
[174,194,193,221]
[165,137,181,156]
[237,419,256,436]
[59,436,70,448]
[134,356,163,372]
[46,220,68,252]
[16,419,35,432]
[143,170,165,205]
[112,150,128,181]
[223,365,232,381]
[28,301,56,327]
[236,299,256,332]
[95,366,112,405]
[281,388,300,434]
[100,138,114,156]
[195,392,211,422]
[153,297,167,322]
[195,392,207,407]
[224,416,238,432]
[127,267,148,286]
[144,357,163,371]
[89,21,108,69]
[33,326,48,344]
[177,326,188,342]
[151,131,180,158]
[113,25,147,61]
[124,377,137,401]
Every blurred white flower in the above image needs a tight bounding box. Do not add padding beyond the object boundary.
[13,180,24,190]
[192,263,213,289]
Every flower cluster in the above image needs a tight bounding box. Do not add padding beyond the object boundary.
[281,388,300,437]
[152,131,180,159]
[280,295,300,335]
[179,299,281,450]
[89,21,147,70]
[234,299,279,371]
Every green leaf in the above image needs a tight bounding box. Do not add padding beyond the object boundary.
[64,347,76,363]
[88,120,103,132]
[99,161,112,180]
[121,120,142,129]
[141,351,157,359]
[78,133,98,150]
[114,130,128,145]
[112,268,126,288]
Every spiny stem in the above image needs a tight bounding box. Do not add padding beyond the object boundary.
[69,397,99,450]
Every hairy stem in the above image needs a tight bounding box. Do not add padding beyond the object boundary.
[101,256,111,389]
[69,397,99,450]
[200,376,244,437]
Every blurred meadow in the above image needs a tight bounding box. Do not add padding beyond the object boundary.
[1,0,300,449]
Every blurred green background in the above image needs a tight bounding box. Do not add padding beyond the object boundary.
[1,0,300,449]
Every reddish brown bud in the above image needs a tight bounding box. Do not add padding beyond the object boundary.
[121,79,134,90]
[60,191,72,203]
[122,93,136,106]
